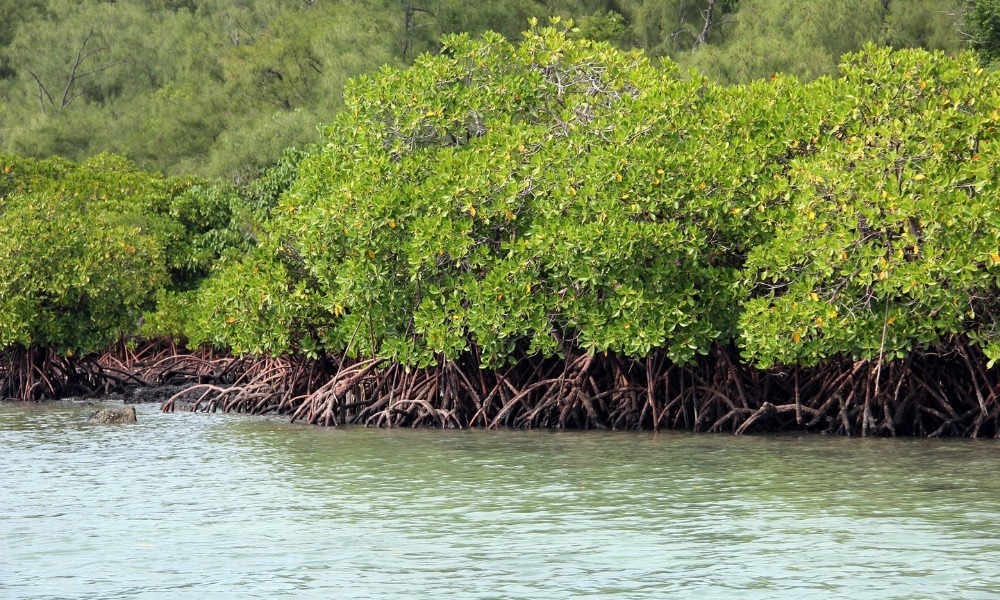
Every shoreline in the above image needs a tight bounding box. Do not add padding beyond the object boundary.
[5,342,999,438]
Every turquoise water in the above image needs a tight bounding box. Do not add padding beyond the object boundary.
[3,401,1000,599]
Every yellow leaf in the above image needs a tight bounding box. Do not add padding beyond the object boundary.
[913,173,925,181]
[469,206,476,217]
[699,181,706,190]
[653,179,660,185]
[526,284,532,294]
[569,187,577,196]
[841,250,848,261]
[815,317,823,326]
[657,169,664,175]
[367,249,375,259]
[990,252,1000,264]
[888,317,896,325]
[809,292,819,302]
[808,210,815,220]
[792,331,801,343]
[227,317,236,324]
[878,270,887,280]
[388,219,396,228]
[615,172,622,182]
[518,144,526,153]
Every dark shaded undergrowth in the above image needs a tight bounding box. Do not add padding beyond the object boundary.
[6,340,998,437]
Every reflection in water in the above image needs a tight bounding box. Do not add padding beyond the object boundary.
[3,402,1000,599]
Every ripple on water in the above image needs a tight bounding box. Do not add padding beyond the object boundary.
[3,403,1000,599]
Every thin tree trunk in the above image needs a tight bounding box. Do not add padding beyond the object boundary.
[695,0,717,47]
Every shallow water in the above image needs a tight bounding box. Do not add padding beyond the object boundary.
[3,401,1000,599]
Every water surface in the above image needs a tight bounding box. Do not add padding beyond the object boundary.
[3,402,1000,599]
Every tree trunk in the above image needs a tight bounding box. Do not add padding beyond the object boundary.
[695,0,717,47]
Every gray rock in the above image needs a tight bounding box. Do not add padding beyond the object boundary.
[88,406,137,424]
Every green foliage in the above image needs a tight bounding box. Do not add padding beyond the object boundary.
[965,0,1000,62]
[0,0,969,178]
[190,25,821,366]
[183,29,1000,375]
[0,0,629,178]
[181,246,329,357]
[194,26,723,364]
[0,154,175,353]
[684,0,887,82]
[882,0,964,54]
[0,153,256,354]
[739,46,1000,367]
[242,145,309,219]
[2,11,997,375]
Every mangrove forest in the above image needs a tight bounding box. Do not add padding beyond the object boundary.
[3,2,1000,436]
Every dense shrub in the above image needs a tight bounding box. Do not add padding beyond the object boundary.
[0,153,252,354]
[6,27,1000,376]
[187,26,1000,371]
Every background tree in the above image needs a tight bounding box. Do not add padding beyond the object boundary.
[0,0,975,178]
[964,0,1000,62]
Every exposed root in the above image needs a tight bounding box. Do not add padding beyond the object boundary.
[6,338,1000,437]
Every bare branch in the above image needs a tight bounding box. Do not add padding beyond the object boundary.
[695,0,717,47]
[48,27,128,111]
[59,28,97,110]
[28,70,55,113]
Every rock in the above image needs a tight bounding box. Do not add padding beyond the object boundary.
[88,406,137,424]
[122,385,194,404]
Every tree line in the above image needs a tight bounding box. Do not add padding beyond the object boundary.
[0,0,991,181]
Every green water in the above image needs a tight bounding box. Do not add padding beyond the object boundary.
[3,402,1000,599]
